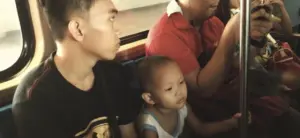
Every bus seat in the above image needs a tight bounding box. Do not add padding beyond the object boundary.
[122,60,140,90]
[0,104,18,138]
[122,57,145,114]
[0,58,145,138]
[122,57,145,91]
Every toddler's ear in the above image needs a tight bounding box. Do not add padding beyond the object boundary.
[142,92,155,105]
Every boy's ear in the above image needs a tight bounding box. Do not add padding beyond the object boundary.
[68,19,84,42]
[142,92,155,105]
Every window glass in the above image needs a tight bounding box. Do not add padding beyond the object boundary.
[0,1,23,72]
[112,0,170,37]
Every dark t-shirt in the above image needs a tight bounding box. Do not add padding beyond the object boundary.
[12,53,140,138]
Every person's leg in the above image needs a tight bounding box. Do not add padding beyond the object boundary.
[287,90,300,110]
[273,107,300,138]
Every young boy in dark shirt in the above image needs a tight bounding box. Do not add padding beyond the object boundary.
[12,0,140,138]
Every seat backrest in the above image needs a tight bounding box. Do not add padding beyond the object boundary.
[0,104,18,138]
[122,57,145,91]
[122,57,145,114]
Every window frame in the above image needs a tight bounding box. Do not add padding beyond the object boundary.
[0,0,35,83]
[116,30,149,61]
[120,30,148,45]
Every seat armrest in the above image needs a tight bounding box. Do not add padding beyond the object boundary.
[270,32,300,42]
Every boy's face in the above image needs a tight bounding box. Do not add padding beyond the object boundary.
[150,62,187,109]
[190,0,220,20]
[79,0,120,60]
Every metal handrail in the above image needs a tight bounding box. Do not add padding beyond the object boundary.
[239,0,251,137]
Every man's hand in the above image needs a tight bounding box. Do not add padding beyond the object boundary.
[232,111,252,124]
[250,1,273,40]
[269,0,284,7]
[227,1,273,44]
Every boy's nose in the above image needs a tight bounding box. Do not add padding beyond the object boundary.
[115,30,121,37]
[176,90,183,97]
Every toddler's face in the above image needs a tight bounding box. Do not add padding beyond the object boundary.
[151,62,188,109]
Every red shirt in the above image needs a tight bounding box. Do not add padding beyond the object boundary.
[146,13,224,75]
[146,12,291,134]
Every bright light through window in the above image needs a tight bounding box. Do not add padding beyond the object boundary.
[0,0,23,72]
[112,0,170,37]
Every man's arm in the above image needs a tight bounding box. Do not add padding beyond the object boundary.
[270,0,293,35]
[13,101,66,138]
[184,16,238,97]
[186,104,239,136]
[186,7,273,97]
[278,5,293,35]
[148,7,272,98]
[119,123,138,138]
[142,130,158,138]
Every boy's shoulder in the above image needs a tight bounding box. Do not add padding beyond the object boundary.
[13,58,59,105]
[137,109,160,132]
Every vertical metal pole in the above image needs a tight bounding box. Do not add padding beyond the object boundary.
[239,0,251,137]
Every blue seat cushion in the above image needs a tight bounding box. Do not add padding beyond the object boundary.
[0,104,18,138]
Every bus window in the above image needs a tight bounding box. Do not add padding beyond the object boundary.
[0,0,23,71]
[113,0,169,39]
[0,0,35,83]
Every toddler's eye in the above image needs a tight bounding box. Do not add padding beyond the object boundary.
[110,16,115,22]
[165,87,172,91]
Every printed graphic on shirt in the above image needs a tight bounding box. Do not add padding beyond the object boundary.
[75,116,118,138]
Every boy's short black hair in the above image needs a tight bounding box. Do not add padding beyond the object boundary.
[137,56,174,92]
[39,0,96,41]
